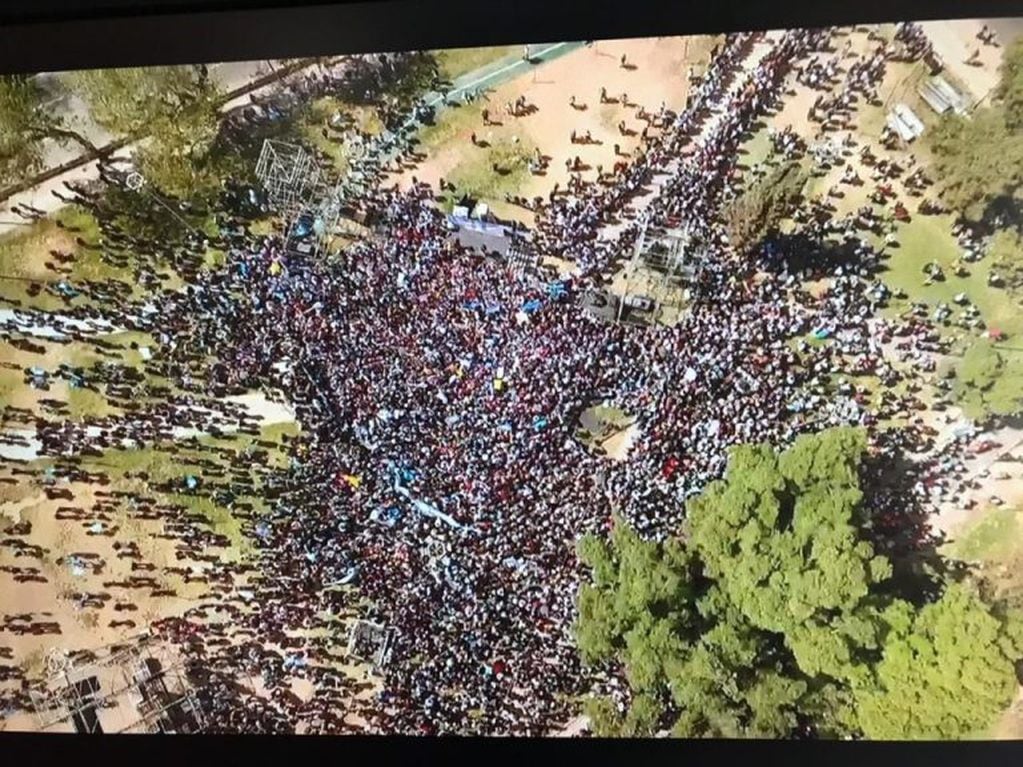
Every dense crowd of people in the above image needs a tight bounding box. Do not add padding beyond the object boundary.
[0,23,1010,736]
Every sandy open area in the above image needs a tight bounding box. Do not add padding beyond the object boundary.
[395,36,718,219]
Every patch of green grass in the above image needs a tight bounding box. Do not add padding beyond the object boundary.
[249,218,278,237]
[56,205,101,241]
[447,135,537,205]
[946,507,1023,564]
[433,46,519,82]
[578,404,634,449]
[954,340,1023,421]
[590,405,631,428]
[0,218,59,281]
[203,247,227,270]
[0,204,128,312]
[55,206,127,286]
[78,446,207,484]
[65,385,118,421]
[261,421,300,442]
[739,127,774,170]
[416,100,485,155]
[880,214,1023,338]
[173,493,250,558]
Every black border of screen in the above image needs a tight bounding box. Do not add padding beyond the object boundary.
[2,0,1023,762]
[0,0,1021,73]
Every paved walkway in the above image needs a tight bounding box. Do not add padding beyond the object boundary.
[0,391,296,462]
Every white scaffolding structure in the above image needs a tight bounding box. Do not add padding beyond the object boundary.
[347,619,395,677]
[613,219,707,325]
[255,139,345,255]
[255,140,323,218]
[28,634,206,734]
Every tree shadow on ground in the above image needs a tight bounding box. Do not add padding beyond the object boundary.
[755,231,877,280]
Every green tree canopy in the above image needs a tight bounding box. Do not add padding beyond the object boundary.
[687,427,890,684]
[67,65,223,198]
[997,36,1023,131]
[929,108,1023,222]
[725,160,809,255]
[855,584,1023,739]
[955,339,1023,421]
[929,38,1023,222]
[0,75,96,187]
[574,428,1023,740]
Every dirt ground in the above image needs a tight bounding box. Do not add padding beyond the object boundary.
[919,18,1004,104]
[0,480,205,674]
[394,36,718,221]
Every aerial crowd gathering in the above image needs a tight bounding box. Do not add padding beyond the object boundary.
[0,21,1010,734]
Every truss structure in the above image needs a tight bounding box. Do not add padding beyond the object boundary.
[255,140,323,218]
[347,619,395,677]
[28,633,205,734]
[612,219,709,323]
[506,235,539,282]
[255,126,393,257]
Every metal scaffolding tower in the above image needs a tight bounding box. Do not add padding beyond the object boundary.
[28,634,206,734]
[615,217,707,324]
[255,140,322,216]
[255,139,343,256]
[506,234,539,282]
[347,619,395,677]
[254,117,394,258]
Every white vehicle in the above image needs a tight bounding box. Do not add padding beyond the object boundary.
[623,294,655,312]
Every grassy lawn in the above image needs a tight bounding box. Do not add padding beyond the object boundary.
[0,217,70,281]
[173,493,251,560]
[433,46,519,82]
[416,100,485,155]
[0,205,136,311]
[879,214,1023,339]
[578,404,632,440]
[203,247,227,270]
[738,126,774,171]
[248,217,279,237]
[299,97,385,175]
[66,385,120,421]
[63,418,301,560]
[446,135,537,207]
[78,446,209,484]
[946,507,1023,564]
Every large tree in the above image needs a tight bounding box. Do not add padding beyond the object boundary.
[67,65,223,199]
[929,108,1023,222]
[0,75,97,187]
[855,585,1023,739]
[955,339,1023,421]
[576,521,822,738]
[997,36,1023,131]
[725,160,810,255]
[687,427,891,685]
[928,37,1023,222]
[575,428,1023,739]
